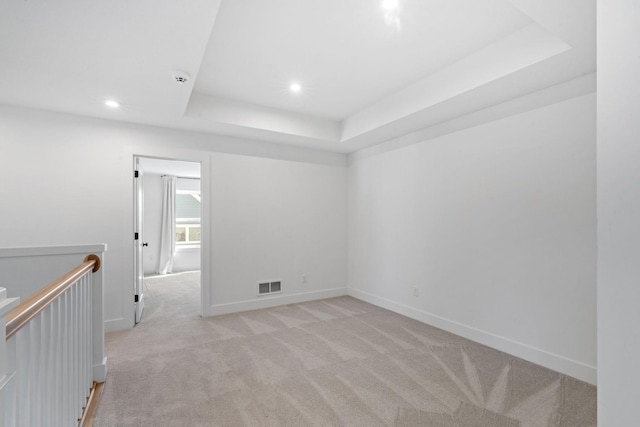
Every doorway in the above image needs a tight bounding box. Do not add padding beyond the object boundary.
[134,156,203,324]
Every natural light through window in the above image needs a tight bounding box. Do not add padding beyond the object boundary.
[176,191,201,245]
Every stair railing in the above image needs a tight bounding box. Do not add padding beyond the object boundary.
[0,247,106,427]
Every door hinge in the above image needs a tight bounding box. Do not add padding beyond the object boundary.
[134,232,139,240]
[134,170,139,178]
[134,294,139,303]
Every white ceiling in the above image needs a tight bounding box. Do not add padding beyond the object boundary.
[196,0,531,121]
[0,0,595,154]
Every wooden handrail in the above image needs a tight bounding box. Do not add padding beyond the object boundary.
[6,254,101,340]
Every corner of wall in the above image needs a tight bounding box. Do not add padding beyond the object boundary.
[347,287,596,385]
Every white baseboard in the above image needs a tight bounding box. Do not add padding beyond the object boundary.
[93,357,108,383]
[206,287,348,317]
[104,317,128,333]
[348,288,597,385]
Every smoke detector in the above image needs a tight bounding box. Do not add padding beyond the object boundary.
[173,71,190,85]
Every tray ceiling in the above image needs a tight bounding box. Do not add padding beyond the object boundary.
[0,0,595,153]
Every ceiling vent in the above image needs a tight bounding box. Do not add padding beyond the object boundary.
[173,71,190,85]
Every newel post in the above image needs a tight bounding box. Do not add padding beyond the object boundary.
[0,288,19,426]
[90,248,108,383]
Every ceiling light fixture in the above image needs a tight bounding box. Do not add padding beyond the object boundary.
[381,0,401,31]
[290,82,302,93]
[104,99,120,108]
[381,0,399,10]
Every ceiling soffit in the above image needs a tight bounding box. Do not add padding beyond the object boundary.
[0,0,595,153]
[186,0,595,151]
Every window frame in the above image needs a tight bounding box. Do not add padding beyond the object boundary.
[175,190,201,246]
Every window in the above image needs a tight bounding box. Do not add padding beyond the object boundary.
[176,191,201,245]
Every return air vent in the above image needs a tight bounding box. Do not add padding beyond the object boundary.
[258,280,282,296]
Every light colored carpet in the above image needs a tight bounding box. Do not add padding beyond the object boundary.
[94,273,596,426]
[141,271,201,323]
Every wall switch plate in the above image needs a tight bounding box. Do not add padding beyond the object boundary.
[302,274,308,283]
[413,287,419,297]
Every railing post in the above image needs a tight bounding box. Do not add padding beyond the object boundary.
[0,288,20,426]
[90,251,107,383]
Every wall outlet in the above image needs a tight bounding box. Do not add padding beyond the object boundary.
[302,274,308,284]
[413,287,419,297]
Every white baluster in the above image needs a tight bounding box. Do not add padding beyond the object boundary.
[62,290,70,426]
[5,335,17,427]
[71,285,78,423]
[30,317,41,425]
[45,303,55,426]
[86,275,93,396]
[77,283,83,420]
[0,287,20,427]
[83,276,90,404]
[81,277,88,405]
[79,282,84,419]
[39,311,48,426]
[77,279,84,419]
[54,296,62,427]
[34,315,42,427]
[17,325,30,426]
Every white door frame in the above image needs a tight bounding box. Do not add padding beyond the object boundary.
[133,158,145,323]
[125,149,210,328]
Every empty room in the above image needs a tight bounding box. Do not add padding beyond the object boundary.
[0,0,637,426]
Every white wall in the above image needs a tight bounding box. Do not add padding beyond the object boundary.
[0,106,348,331]
[209,152,348,313]
[0,244,106,301]
[597,1,640,424]
[0,109,131,330]
[348,93,597,384]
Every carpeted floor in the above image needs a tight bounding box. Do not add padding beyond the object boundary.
[140,271,201,323]
[94,272,596,426]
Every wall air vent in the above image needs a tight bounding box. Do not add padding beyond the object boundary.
[258,280,282,296]
[258,282,270,295]
[270,281,281,293]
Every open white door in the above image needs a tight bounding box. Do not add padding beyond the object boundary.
[133,159,145,324]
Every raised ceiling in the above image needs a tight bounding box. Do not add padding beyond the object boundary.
[196,0,531,121]
[0,0,595,153]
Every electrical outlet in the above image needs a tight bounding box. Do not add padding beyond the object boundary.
[413,287,419,297]
[302,274,308,284]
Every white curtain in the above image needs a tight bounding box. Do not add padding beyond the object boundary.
[157,175,176,274]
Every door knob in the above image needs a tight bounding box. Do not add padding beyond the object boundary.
[143,243,149,247]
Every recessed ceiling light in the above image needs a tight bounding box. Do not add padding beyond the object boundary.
[381,0,399,10]
[290,83,302,93]
[105,100,120,108]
